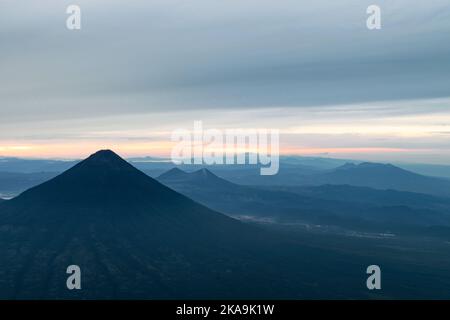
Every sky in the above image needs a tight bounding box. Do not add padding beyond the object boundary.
[0,0,450,163]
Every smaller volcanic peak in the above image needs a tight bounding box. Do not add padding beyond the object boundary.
[158,167,187,180]
[191,169,237,188]
[316,160,450,197]
[190,168,219,180]
[328,162,418,183]
[334,162,402,173]
[357,162,396,169]
[158,167,236,189]
[335,162,357,171]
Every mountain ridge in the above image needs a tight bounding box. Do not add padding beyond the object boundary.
[300,162,450,197]
[0,150,330,299]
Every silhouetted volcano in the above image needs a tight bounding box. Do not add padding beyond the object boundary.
[0,149,252,225]
[9,151,258,225]
[158,167,235,190]
[0,150,274,298]
[17,149,178,202]
[0,150,349,299]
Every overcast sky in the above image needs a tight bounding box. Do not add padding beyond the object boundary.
[0,0,449,163]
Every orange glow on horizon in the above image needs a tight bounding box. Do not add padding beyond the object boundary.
[281,147,416,155]
[0,141,176,159]
[0,141,430,160]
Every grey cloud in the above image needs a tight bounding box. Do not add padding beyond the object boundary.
[0,0,450,123]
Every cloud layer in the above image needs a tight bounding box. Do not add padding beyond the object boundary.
[0,1,449,162]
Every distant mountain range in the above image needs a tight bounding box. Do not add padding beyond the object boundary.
[2,151,450,200]
[159,167,236,189]
[0,171,58,196]
[297,162,450,197]
[158,168,450,230]
[157,161,450,198]
[274,184,450,208]
[0,157,78,173]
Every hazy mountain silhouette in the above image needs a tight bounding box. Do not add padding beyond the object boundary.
[158,168,324,220]
[0,157,78,173]
[0,171,58,196]
[157,167,187,180]
[175,161,450,194]
[158,168,450,228]
[282,184,450,208]
[158,168,236,190]
[301,162,450,197]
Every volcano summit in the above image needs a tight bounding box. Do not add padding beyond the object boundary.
[0,150,316,299]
